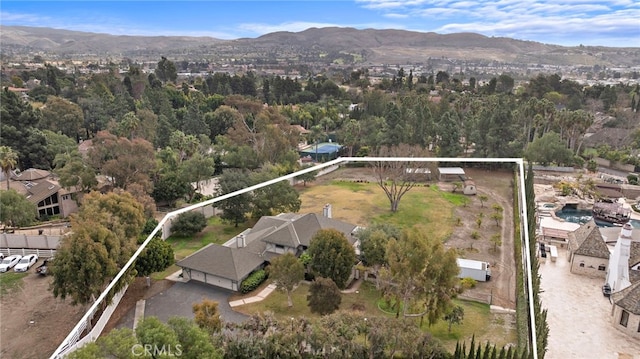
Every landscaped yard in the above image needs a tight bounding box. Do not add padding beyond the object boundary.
[149,166,517,350]
[233,280,516,351]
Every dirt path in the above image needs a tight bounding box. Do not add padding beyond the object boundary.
[481,184,516,308]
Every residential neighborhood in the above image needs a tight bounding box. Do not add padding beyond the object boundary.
[1,23,639,359]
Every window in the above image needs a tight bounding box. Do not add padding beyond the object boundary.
[275,244,285,250]
[62,195,70,201]
[579,262,585,267]
[620,310,629,327]
[637,321,640,333]
[598,265,606,271]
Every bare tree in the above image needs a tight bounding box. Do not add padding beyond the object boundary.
[371,144,433,212]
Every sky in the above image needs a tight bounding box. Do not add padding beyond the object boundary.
[1,1,639,47]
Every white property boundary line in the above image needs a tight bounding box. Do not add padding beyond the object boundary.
[51,157,537,359]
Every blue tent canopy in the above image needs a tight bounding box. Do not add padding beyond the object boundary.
[299,143,342,161]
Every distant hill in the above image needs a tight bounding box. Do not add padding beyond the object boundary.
[2,25,639,67]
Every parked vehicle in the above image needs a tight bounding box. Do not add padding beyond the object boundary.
[457,258,492,282]
[36,257,54,275]
[0,255,22,272]
[602,283,612,297]
[14,254,38,272]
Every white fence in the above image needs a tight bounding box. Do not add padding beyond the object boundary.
[56,284,129,357]
[0,247,56,258]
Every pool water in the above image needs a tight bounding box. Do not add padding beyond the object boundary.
[555,207,640,228]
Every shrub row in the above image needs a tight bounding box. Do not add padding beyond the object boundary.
[240,269,267,294]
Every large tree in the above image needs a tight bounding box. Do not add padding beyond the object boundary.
[371,144,432,212]
[51,223,119,304]
[307,277,342,315]
[155,56,178,84]
[217,169,252,227]
[0,89,49,169]
[250,168,301,219]
[0,189,37,228]
[171,211,207,237]
[55,153,98,192]
[381,227,460,325]
[87,131,156,191]
[357,224,400,288]
[51,191,145,304]
[39,95,84,139]
[134,237,175,277]
[307,228,357,289]
[524,131,574,166]
[268,252,305,307]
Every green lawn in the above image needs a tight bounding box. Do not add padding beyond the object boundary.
[166,216,249,260]
[300,181,457,241]
[0,272,28,297]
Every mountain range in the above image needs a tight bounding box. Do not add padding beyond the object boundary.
[2,25,639,67]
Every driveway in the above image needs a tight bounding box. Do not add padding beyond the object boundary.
[538,247,640,359]
[117,280,248,330]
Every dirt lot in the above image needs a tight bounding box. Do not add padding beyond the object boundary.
[0,165,517,357]
[0,272,88,359]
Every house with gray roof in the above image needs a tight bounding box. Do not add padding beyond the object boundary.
[567,220,610,277]
[610,281,640,339]
[2,168,80,219]
[177,207,360,291]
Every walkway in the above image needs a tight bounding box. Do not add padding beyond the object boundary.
[228,277,365,307]
[229,284,277,307]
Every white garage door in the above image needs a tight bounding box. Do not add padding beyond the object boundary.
[189,270,234,290]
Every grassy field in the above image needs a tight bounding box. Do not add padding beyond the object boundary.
[300,180,464,240]
[0,272,28,297]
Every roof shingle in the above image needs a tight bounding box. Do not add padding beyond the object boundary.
[567,220,610,259]
[611,281,640,315]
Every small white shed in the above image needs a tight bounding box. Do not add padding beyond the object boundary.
[437,167,466,182]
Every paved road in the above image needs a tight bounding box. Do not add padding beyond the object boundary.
[117,280,248,329]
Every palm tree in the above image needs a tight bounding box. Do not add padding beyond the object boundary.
[0,146,18,190]
[310,125,324,162]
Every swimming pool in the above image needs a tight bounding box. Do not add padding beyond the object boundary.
[555,207,640,228]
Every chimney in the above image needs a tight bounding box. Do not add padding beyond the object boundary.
[237,234,246,248]
[323,204,332,218]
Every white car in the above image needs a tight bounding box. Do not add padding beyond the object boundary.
[0,255,22,272]
[14,254,38,272]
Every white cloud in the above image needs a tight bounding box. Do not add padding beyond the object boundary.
[0,11,51,25]
[384,13,410,18]
[356,0,640,45]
